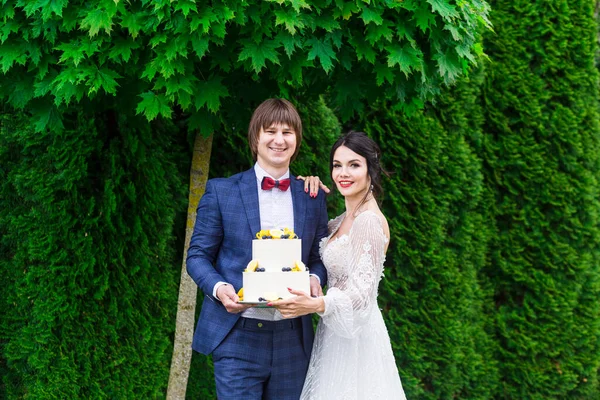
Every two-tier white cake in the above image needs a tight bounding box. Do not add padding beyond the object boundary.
[241,229,310,302]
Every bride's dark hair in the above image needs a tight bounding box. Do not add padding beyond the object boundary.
[329,131,388,212]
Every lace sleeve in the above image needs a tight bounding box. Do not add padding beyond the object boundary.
[320,211,387,338]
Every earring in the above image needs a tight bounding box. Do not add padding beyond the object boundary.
[370,184,374,192]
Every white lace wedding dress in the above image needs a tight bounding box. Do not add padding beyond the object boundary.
[301,211,406,400]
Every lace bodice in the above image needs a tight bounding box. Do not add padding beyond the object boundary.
[318,211,388,338]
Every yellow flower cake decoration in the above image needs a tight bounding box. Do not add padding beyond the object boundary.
[255,228,298,240]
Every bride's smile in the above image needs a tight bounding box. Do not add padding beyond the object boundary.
[331,145,370,201]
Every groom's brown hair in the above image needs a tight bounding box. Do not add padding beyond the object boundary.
[247,98,303,161]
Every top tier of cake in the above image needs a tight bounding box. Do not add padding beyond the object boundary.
[252,239,301,271]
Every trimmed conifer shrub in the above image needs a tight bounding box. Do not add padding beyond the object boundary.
[0,111,186,397]
[355,72,498,399]
[480,0,600,398]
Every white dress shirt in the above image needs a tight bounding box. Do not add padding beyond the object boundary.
[214,163,294,320]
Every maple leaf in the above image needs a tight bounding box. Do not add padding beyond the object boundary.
[274,9,305,35]
[427,0,458,20]
[328,31,343,49]
[268,0,311,13]
[149,33,167,49]
[276,31,301,58]
[0,41,27,73]
[374,62,394,86]
[360,6,383,25]
[284,55,313,85]
[57,40,86,67]
[177,90,192,110]
[1,20,20,44]
[366,20,393,44]
[333,1,359,20]
[387,43,423,77]
[50,67,84,105]
[190,7,217,34]
[238,39,280,73]
[160,74,196,97]
[34,74,56,98]
[7,75,34,108]
[455,43,476,63]
[174,0,198,17]
[159,58,186,79]
[194,76,229,113]
[30,100,64,132]
[41,0,69,20]
[349,35,377,64]
[305,37,337,73]
[333,76,364,122]
[136,91,172,121]
[190,34,210,60]
[313,14,341,33]
[434,50,461,82]
[187,108,218,137]
[119,12,142,39]
[108,38,139,63]
[164,36,188,62]
[444,23,462,41]
[87,67,121,95]
[80,8,114,37]
[414,5,437,33]
[25,42,42,66]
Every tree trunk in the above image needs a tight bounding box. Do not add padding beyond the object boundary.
[166,133,213,399]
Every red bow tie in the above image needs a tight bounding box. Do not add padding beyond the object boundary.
[261,176,291,191]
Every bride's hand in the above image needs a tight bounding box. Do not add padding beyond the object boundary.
[268,288,325,318]
[296,175,331,197]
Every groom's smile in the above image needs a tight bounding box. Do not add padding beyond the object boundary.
[257,123,297,175]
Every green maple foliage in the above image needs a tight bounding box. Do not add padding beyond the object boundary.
[0,0,490,131]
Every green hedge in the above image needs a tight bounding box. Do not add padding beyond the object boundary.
[0,111,186,398]
[480,0,600,398]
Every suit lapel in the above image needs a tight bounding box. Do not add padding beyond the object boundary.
[239,169,261,237]
[290,174,306,240]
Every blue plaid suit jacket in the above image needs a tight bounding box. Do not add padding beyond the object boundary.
[187,168,329,356]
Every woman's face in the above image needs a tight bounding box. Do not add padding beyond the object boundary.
[331,145,369,199]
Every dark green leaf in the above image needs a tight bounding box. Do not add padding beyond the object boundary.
[305,37,337,72]
[274,9,305,35]
[360,6,383,25]
[427,0,458,19]
[238,39,280,73]
[194,76,229,113]
[374,62,394,86]
[387,43,422,76]
[414,5,436,33]
[136,91,172,120]
[80,8,114,37]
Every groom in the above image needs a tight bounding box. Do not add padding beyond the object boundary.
[186,98,329,399]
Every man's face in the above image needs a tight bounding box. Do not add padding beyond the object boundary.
[256,123,297,171]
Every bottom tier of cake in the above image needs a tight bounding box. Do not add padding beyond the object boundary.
[242,271,310,302]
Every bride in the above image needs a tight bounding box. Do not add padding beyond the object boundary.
[270,131,407,399]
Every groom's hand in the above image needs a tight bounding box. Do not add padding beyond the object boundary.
[216,284,252,314]
[310,276,323,297]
